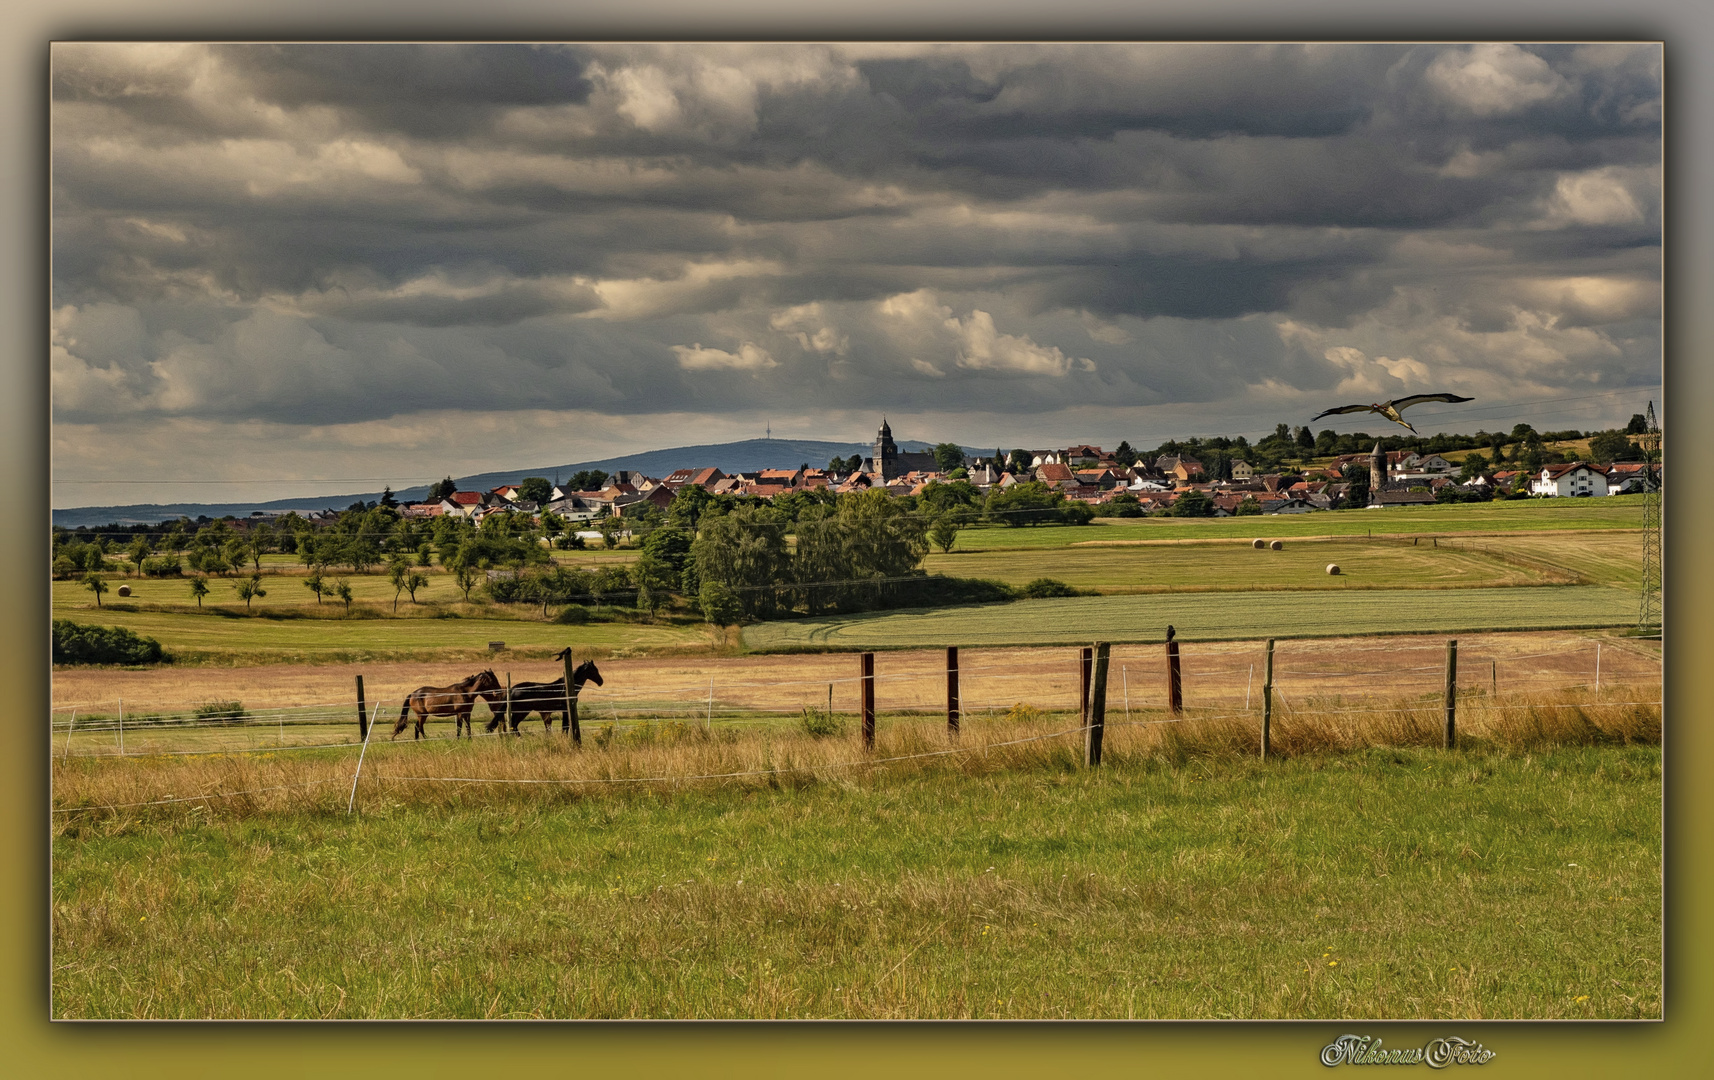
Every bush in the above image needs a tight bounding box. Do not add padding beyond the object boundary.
[887,574,1016,609]
[798,706,847,738]
[1018,577,1081,599]
[141,555,183,577]
[193,700,249,724]
[554,604,590,624]
[51,620,165,665]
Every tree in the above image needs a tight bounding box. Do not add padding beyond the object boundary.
[928,516,960,554]
[188,574,209,607]
[698,581,743,627]
[691,505,790,619]
[567,470,608,492]
[1295,425,1315,452]
[234,573,266,611]
[1589,430,1642,464]
[127,536,151,574]
[1168,489,1214,517]
[452,562,483,602]
[429,476,458,501]
[304,569,326,604]
[82,572,108,607]
[331,578,354,614]
[932,442,966,474]
[1235,495,1262,516]
[519,476,554,505]
[1340,463,1371,509]
[1106,492,1144,517]
[1113,440,1139,467]
[1006,448,1032,474]
[668,483,718,529]
[984,481,1063,527]
[388,555,410,612]
[1458,451,1490,482]
[245,523,272,571]
[1626,413,1649,435]
[405,570,429,604]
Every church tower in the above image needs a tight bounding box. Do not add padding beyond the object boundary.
[873,418,899,481]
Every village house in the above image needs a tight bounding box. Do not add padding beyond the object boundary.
[1532,462,1609,497]
[1605,462,1660,494]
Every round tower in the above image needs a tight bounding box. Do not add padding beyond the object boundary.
[1369,440,1385,501]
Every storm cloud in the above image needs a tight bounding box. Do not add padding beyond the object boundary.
[50,43,1661,503]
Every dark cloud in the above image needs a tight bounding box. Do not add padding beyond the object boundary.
[51,42,1662,454]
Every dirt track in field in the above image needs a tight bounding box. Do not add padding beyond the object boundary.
[52,630,1661,721]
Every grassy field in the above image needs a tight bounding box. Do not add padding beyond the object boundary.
[50,602,709,664]
[923,537,1568,592]
[51,716,1661,1019]
[951,495,1648,551]
[742,586,1642,652]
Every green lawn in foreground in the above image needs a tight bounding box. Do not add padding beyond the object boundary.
[51,744,1660,1019]
[743,586,1640,651]
[950,496,1648,552]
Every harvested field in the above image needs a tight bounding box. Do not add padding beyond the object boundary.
[52,630,1661,758]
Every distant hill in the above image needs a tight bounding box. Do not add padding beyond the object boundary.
[52,436,982,528]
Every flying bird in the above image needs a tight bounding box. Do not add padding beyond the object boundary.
[1309,393,1474,434]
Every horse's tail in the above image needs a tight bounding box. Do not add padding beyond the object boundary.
[392,696,412,738]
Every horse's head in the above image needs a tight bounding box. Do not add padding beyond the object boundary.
[576,659,603,687]
[476,669,502,693]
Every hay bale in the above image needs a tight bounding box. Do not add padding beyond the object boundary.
[1252,538,1265,549]
[1326,563,1341,575]
[116,584,131,597]
[1269,540,1284,551]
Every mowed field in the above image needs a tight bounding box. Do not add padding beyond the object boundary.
[742,587,1640,652]
[923,535,1574,592]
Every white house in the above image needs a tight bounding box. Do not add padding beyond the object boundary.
[1531,462,1609,497]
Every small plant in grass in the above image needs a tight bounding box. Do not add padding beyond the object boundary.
[193,700,249,724]
[798,706,846,738]
[1005,702,1047,724]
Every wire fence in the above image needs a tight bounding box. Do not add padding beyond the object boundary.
[49,635,1660,763]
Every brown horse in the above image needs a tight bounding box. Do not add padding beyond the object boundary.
[485,650,604,735]
[393,669,505,740]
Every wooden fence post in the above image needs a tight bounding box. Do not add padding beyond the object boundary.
[562,649,582,746]
[1444,639,1458,750]
[1261,639,1274,760]
[355,675,368,741]
[1079,646,1093,727]
[861,652,876,750]
[1086,642,1111,767]
[946,646,961,742]
[1166,626,1183,717]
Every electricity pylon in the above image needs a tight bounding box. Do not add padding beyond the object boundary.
[1638,401,1661,632]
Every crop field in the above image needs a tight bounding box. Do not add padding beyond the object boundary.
[742,586,1642,652]
[923,537,1566,592]
[51,633,1660,760]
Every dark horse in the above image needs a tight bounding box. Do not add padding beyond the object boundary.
[486,648,604,735]
[393,669,505,740]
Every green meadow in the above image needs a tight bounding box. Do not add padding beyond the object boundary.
[51,743,1660,1019]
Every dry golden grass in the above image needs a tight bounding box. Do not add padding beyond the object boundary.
[51,686,1659,825]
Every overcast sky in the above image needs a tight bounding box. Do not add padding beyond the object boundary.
[50,42,1662,505]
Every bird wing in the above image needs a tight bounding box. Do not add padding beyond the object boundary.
[1388,393,1474,412]
[1309,404,1375,422]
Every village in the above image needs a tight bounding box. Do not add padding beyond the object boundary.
[363,420,1659,533]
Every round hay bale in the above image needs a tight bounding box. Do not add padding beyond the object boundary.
[1326,563,1341,575]
[1252,538,1265,549]
[116,584,131,597]
[1269,540,1284,551]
